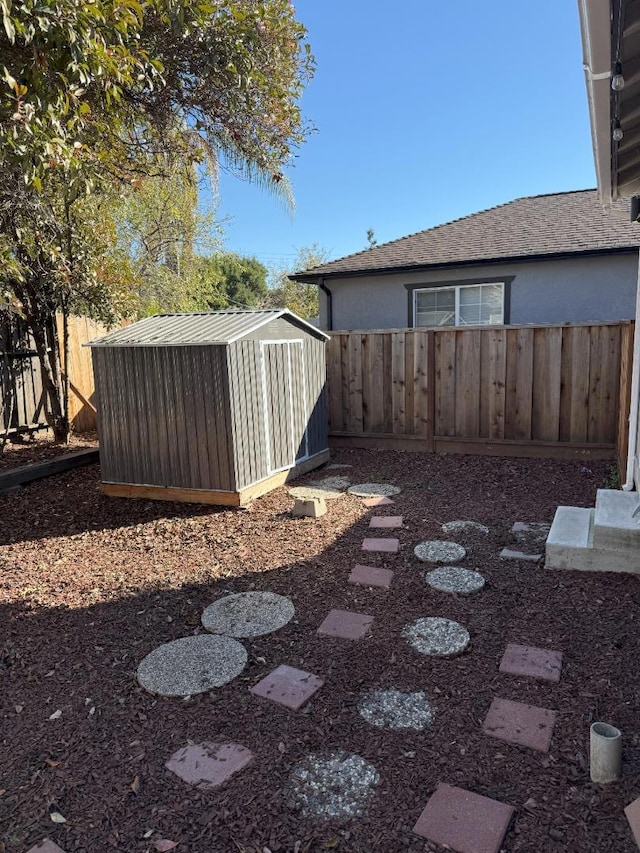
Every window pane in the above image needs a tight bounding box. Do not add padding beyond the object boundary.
[459,284,503,326]
[415,288,455,327]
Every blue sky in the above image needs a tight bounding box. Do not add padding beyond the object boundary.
[214,1,596,272]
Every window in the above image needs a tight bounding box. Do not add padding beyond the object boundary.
[414,282,505,328]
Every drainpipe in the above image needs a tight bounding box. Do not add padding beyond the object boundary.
[318,277,333,332]
[622,247,640,490]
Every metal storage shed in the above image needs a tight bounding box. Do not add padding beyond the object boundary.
[88,310,330,506]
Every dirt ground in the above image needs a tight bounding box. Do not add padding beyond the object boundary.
[1,449,639,853]
[0,432,98,472]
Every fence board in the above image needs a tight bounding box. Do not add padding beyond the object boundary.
[435,330,456,436]
[348,333,363,433]
[454,329,481,437]
[404,332,415,434]
[392,332,406,434]
[369,334,385,432]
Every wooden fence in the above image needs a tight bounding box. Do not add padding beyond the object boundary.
[56,315,112,432]
[0,315,48,437]
[326,322,634,460]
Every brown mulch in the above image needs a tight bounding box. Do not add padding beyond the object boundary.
[0,432,98,472]
[1,450,639,853]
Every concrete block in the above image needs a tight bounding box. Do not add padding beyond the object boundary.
[292,497,326,518]
[546,505,640,574]
[593,488,640,549]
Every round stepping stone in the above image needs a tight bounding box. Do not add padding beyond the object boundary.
[414,540,466,563]
[201,591,294,638]
[289,485,344,500]
[403,617,470,657]
[426,566,485,595]
[442,520,489,535]
[308,475,351,491]
[359,688,434,731]
[347,483,401,497]
[289,751,380,819]
[137,635,247,697]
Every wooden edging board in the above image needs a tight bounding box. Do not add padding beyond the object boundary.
[101,449,332,507]
[0,447,100,493]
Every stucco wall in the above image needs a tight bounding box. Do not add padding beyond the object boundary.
[317,252,638,331]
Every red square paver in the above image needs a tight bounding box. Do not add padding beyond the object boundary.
[27,842,67,853]
[363,496,395,507]
[166,742,253,788]
[369,515,403,529]
[362,537,399,553]
[348,563,394,589]
[250,664,324,710]
[317,608,373,640]
[413,783,514,853]
[624,796,640,848]
[499,643,563,682]
[482,697,556,752]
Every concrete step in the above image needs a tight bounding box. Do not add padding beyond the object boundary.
[593,488,640,550]
[545,505,640,574]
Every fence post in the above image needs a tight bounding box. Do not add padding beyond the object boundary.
[426,330,435,452]
[617,321,635,478]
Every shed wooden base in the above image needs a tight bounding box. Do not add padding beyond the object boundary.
[100,449,331,507]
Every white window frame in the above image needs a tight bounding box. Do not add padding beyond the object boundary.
[413,282,505,328]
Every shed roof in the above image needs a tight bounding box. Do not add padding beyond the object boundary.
[87,310,328,347]
[292,190,639,280]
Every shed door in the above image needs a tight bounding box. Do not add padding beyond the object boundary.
[261,341,308,474]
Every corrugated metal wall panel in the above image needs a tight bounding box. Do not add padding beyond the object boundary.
[227,340,269,490]
[305,337,329,456]
[95,345,235,490]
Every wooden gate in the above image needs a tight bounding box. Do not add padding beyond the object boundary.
[0,315,48,438]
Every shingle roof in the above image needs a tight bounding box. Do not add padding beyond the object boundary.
[87,309,328,347]
[293,190,639,279]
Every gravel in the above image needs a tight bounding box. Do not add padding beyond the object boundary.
[201,591,295,638]
[289,485,345,500]
[347,483,401,497]
[441,520,490,535]
[359,688,435,731]
[288,751,380,819]
[402,617,471,657]
[136,635,248,697]
[414,540,467,563]
[307,476,351,491]
[425,566,486,594]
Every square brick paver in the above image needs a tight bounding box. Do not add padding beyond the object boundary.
[624,796,640,848]
[499,643,563,683]
[362,537,399,553]
[413,783,514,853]
[369,515,403,529]
[348,563,394,589]
[166,742,253,788]
[27,842,67,853]
[250,664,324,710]
[482,697,556,752]
[363,496,394,507]
[317,608,373,640]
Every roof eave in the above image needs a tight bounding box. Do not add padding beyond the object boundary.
[290,245,640,283]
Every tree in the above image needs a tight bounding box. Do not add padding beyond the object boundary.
[193,253,268,311]
[266,245,328,319]
[0,0,314,440]
[366,228,377,248]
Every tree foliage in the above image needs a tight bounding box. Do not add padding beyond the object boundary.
[0,0,314,440]
[266,245,327,319]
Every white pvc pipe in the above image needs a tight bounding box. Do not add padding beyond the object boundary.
[622,248,640,491]
[590,722,622,783]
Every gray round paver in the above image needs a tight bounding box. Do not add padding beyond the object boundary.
[402,617,470,657]
[289,751,380,820]
[414,540,466,563]
[308,475,351,491]
[359,688,434,731]
[137,635,247,697]
[426,566,485,595]
[441,520,490,535]
[289,485,345,500]
[201,591,294,638]
[347,483,401,497]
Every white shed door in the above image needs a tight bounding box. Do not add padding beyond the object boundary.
[261,341,308,475]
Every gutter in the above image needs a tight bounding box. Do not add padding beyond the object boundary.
[622,246,640,490]
[318,277,333,331]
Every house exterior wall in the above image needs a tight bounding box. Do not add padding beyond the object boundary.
[317,251,638,331]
